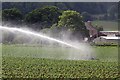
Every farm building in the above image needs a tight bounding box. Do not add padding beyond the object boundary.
[99,31,120,37]
[85,21,120,45]
[93,31,120,45]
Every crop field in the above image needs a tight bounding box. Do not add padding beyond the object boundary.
[2,44,119,78]
[92,20,118,31]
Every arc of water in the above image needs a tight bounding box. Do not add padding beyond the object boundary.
[0,26,79,49]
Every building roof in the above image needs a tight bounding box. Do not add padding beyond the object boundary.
[101,36,120,40]
[100,31,120,35]
[100,31,120,33]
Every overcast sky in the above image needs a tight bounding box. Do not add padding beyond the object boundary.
[1,0,120,2]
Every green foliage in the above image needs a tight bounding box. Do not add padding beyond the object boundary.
[2,8,23,21]
[24,9,42,23]
[3,2,116,15]
[25,6,61,25]
[94,4,118,21]
[55,2,68,10]
[58,10,82,28]
[94,25,103,32]
[97,26,103,31]
[107,5,118,20]
[58,10,89,38]
[81,12,92,22]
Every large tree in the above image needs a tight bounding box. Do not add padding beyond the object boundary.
[24,6,62,29]
[2,8,23,21]
[58,10,89,39]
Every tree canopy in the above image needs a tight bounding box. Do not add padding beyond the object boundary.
[3,2,116,15]
[58,10,89,39]
[81,12,92,22]
[107,4,118,20]
[2,8,23,21]
[25,6,62,26]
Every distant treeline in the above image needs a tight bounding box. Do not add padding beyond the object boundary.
[2,2,118,22]
[2,2,117,15]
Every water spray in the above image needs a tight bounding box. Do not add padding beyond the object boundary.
[0,26,79,49]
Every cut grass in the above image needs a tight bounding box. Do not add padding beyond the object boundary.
[93,46,118,62]
[92,20,118,31]
[2,44,118,61]
[2,44,78,60]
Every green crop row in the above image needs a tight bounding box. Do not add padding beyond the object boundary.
[2,57,119,78]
